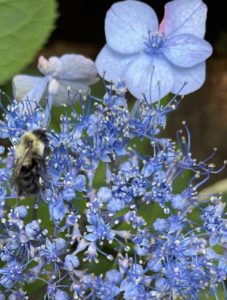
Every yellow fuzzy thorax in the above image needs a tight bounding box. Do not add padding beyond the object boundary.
[15,132,45,164]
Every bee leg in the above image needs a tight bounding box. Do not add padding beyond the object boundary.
[38,176,44,187]
[32,196,41,219]
[14,194,21,208]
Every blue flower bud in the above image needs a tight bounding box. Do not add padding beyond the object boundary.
[153,218,169,232]
[14,206,27,218]
[74,175,86,192]
[97,187,112,203]
[106,269,122,284]
[25,220,40,238]
[63,187,76,201]
[64,254,79,271]
[55,289,69,300]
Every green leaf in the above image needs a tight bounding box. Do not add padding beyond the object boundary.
[0,0,56,84]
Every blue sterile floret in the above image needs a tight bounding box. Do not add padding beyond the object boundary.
[96,0,212,103]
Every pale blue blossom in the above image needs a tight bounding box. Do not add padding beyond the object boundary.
[96,0,212,102]
[13,54,98,120]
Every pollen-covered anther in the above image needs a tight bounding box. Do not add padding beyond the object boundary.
[107,255,113,261]
[208,163,216,168]
[195,172,201,178]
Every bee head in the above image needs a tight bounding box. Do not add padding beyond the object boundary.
[15,130,48,159]
[32,129,49,145]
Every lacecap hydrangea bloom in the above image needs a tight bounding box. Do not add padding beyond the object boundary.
[0,0,227,299]
[13,54,98,114]
[96,0,212,102]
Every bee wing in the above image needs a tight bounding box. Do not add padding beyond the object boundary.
[13,146,32,176]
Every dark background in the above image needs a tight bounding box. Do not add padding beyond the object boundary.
[45,0,227,185]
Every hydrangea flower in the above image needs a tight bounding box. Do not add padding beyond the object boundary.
[0,1,226,299]
[13,54,98,119]
[0,76,226,299]
[96,0,212,102]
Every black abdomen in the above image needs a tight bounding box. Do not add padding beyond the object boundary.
[15,157,45,196]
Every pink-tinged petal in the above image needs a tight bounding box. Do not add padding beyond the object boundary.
[38,55,98,85]
[38,56,63,77]
[95,45,135,81]
[160,0,207,38]
[162,34,212,68]
[59,54,98,84]
[125,54,174,103]
[170,62,205,95]
[105,0,158,54]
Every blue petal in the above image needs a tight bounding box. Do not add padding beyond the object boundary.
[221,235,227,244]
[209,235,219,247]
[95,45,135,81]
[63,187,76,201]
[55,238,67,251]
[13,75,48,101]
[162,34,212,68]
[218,261,227,274]
[148,258,162,272]
[106,269,122,284]
[13,75,40,99]
[85,233,98,242]
[142,163,154,177]
[155,278,169,292]
[97,187,112,203]
[74,175,86,192]
[0,293,5,300]
[49,201,68,222]
[107,199,125,212]
[46,238,53,250]
[171,194,187,210]
[38,56,63,76]
[14,206,27,218]
[25,221,40,238]
[59,54,98,83]
[170,62,205,95]
[64,254,79,270]
[105,0,158,54]
[125,54,173,102]
[153,218,169,232]
[121,281,140,300]
[159,0,207,38]
[55,289,69,300]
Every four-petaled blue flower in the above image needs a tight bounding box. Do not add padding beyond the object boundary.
[96,0,212,102]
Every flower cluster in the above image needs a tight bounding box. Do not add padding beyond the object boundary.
[0,80,226,299]
[0,0,226,299]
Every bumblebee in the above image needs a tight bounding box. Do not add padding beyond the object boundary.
[12,129,49,196]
